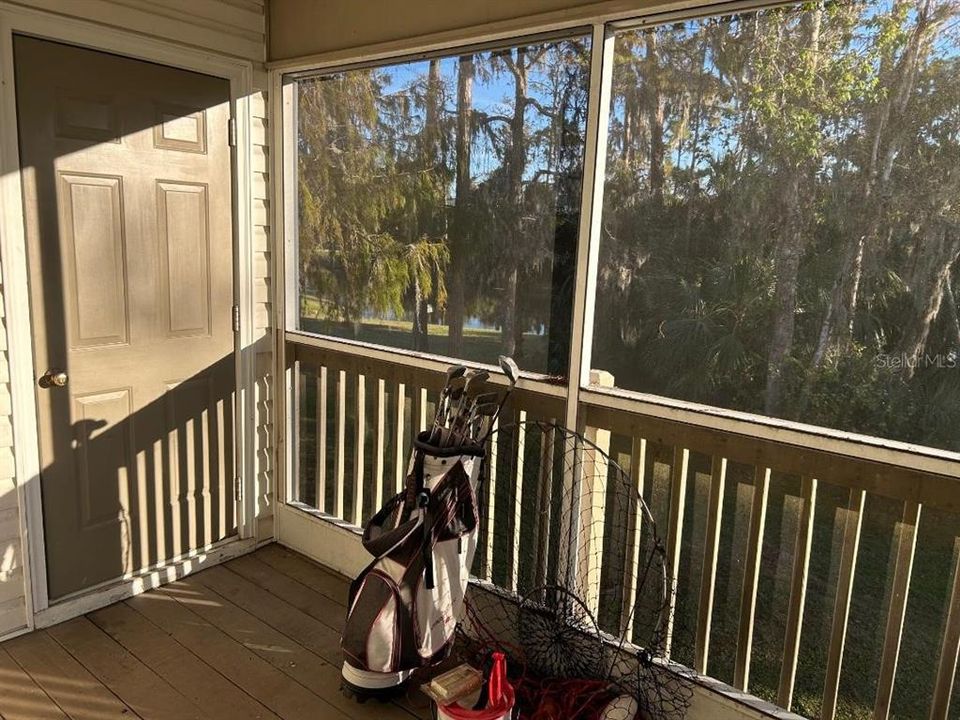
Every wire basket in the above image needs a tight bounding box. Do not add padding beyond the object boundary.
[458,421,692,719]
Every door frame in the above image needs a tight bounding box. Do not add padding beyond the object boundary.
[0,2,260,626]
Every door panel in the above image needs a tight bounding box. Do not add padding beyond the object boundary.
[59,173,129,348]
[15,36,237,601]
[74,389,133,530]
[158,181,211,336]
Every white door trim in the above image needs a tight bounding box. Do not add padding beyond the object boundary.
[0,1,259,622]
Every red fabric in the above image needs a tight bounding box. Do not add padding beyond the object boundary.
[514,677,618,720]
[488,653,506,705]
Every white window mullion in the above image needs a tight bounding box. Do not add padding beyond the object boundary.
[557,22,614,591]
[563,22,614,433]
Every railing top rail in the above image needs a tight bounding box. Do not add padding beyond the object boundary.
[581,386,960,477]
[583,391,960,513]
[286,330,567,398]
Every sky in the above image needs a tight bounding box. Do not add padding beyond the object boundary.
[368,36,592,187]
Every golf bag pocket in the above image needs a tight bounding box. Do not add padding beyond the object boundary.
[344,570,402,673]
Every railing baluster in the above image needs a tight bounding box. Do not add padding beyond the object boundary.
[621,436,648,639]
[580,419,611,616]
[534,421,555,588]
[352,373,366,526]
[778,475,818,709]
[394,381,406,494]
[577,370,615,614]
[509,411,527,593]
[695,455,727,674]
[291,359,301,503]
[822,488,867,720]
[410,385,420,449]
[664,446,690,658]
[315,366,327,512]
[333,368,346,519]
[931,538,960,720]
[415,386,428,435]
[373,377,386,510]
[734,465,770,690]
[557,431,580,593]
[873,500,921,720]
[483,416,499,582]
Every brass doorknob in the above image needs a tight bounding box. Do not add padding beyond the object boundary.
[41,369,68,388]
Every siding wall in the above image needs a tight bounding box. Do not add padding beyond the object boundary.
[251,82,276,543]
[0,0,271,639]
[0,264,25,636]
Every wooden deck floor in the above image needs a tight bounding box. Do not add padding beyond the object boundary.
[0,544,433,720]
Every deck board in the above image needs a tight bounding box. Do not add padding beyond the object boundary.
[4,629,138,719]
[46,617,206,720]
[226,552,346,627]
[201,564,430,719]
[0,544,434,720]
[0,646,70,720]
[256,544,351,607]
[87,602,280,720]
[128,584,348,720]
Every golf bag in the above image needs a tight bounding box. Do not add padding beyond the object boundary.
[340,431,485,695]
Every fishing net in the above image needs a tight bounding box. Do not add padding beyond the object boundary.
[457,421,692,719]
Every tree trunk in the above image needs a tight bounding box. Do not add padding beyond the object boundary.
[501,48,527,356]
[644,31,665,201]
[812,232,866,368]
[411,59,443,353]
[501,268,519,358]
[765,172,804,415]
[447,55,473,357]
[424,59,442,172]
[945,274,960,351]
[412,276,429,352]
[898,228,960,380]
[683,33,709,253]
[764,7,821,415]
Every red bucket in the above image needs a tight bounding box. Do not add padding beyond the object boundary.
[436,653,515,720]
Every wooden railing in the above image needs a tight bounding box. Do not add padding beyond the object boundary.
[284,333,960,720]
[581,390,960,719]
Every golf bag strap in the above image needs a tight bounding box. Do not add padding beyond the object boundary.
[361,492,421,560]
[419,489,435,590]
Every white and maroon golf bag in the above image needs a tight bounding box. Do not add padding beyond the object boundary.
[340,431,485,697]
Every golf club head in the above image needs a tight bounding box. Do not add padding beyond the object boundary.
[464,369,490,391]
[446,375,468,396]
[471,402,501,440]
[476,401,499,416]
[498,356,520,386]
[434,367,467,426]
[473,392,499,407]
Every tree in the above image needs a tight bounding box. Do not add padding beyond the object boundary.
[447,55,474,357]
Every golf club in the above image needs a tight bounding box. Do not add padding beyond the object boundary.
[478,356,520,443]
[433,365,466,429]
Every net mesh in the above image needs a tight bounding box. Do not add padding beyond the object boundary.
[457,421,692,719]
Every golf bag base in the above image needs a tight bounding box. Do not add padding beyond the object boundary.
[340,661,413,701]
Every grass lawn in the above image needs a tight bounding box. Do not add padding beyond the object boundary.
[298,297,551,372]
